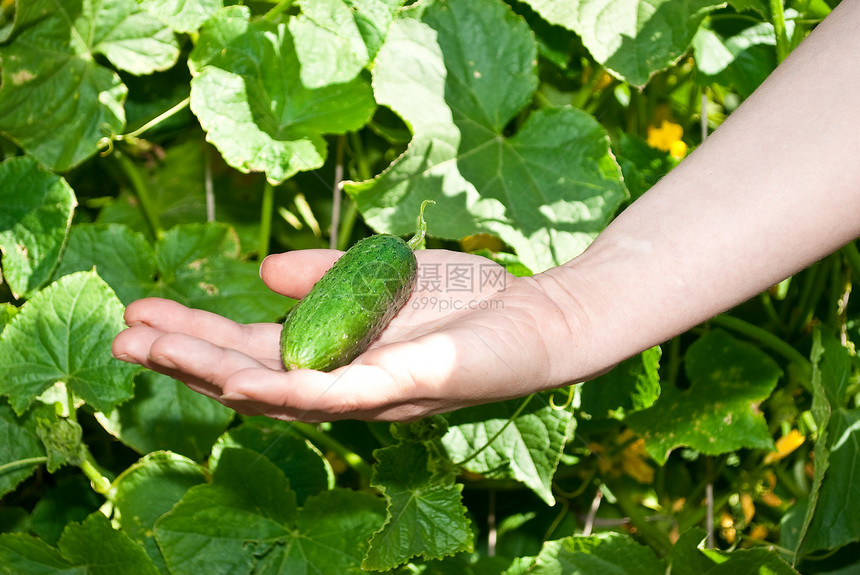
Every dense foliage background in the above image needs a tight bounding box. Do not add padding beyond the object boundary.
[1,0,858,573]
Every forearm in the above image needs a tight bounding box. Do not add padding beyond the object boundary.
[540,1,860,380]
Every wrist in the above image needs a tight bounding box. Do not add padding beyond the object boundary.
[528,262,615,386]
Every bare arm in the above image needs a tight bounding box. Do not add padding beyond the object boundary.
[113,3,860,421]
[537,0,860,384]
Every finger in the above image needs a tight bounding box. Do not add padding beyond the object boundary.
[146,332,279,398]
[259,250,342,298]
[112,323,166,367]
[123,297,282,360]
[217,365,431,422]
[217,336,469,422]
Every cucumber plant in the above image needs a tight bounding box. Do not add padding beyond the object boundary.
[0,0,857,574]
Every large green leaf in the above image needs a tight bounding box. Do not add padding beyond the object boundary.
[626,329,780,464]
[672,528,799,575]
[522,0,725,87]
[188,5,376,184]
[795,331,860,557]
[154,447,384,575]
[0,270,140,415]
[95,136,264,250]
[364,440,474,570]
[28,476,102,547]
[57,222,291,323]
[693,21,778,98]
[0,512,159,575]
[151,223,292,322]
[97,371,234,462]
[137,0,224,33]
[55,224,157,305]
[519,532,666,574]
[210,417,334,505]
[0,0,179,171]
[110,451,207,573]
[289,0,402,88]
[0,304,17,335]
[346,0,626,273]
[580,346,661,419]
[0,156,77,299]
[442,395,576,505]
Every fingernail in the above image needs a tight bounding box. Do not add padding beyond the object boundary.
[112,353,135,363]
[259,255,271,278]
[149,354,177,370]
[221,391,251,402]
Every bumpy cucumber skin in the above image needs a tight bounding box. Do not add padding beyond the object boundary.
[280,234,417,372]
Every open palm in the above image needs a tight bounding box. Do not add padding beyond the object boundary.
[112,249,579,421]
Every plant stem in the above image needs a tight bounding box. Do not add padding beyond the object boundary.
[291,422,373,484]
[759,291,786,332]
[80,456,112,495]
[258,181,276,259]
[113,153,163,239]
[773,464,808,501]
[609,478,673,555]
[66,387,79,422]
[788,260,828,335]
[840,242,860,281]
[710,314,812,378]
[679,490,733,534]
[265,0,293,21]
[330,135,346,250]
[705,457,715,548]
[663,335,682,388]
[0,456,48,475]
[336,200,359,251]
[120,97,190,142]
[770,0,790,63]
[204,146,215,222]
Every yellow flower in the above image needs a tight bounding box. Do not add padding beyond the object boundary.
[592,429,654,484]
[460,233,504,253]
[748,524,769,542]
[669,140,688,160]
[647,121,687,159]
[763,429,805,465]
[740,492,756,523]
[720,509,737,544]
[620,436,655,484]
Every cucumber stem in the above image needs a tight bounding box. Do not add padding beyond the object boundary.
[407,200,436,250]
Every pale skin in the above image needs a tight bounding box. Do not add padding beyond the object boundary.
[112,1,860,422]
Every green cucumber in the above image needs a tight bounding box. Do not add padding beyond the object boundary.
[280,201,433,372]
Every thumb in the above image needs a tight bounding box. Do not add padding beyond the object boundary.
[259,249,343,299]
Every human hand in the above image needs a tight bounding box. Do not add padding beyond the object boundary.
[111,249,585,421]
